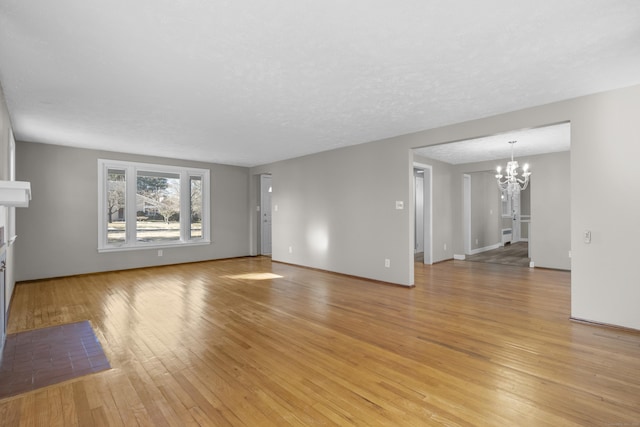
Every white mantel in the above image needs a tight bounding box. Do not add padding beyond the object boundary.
[0,181,31,207]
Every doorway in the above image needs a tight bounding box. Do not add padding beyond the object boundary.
[413,164,432,265]
[465,177,531,267]
[415,170,424,255]
[260,174,272,255]
[463,174,471,256]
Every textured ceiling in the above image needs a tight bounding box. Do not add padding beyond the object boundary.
[0,1,639,167]
[414,122,570,165]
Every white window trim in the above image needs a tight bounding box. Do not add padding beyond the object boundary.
[98,159,210,252]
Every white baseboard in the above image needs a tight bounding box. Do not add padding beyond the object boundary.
[468,243,501,256]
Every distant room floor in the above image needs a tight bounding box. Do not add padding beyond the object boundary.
[465,241,530,267]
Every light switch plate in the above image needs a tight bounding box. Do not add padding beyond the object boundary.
[395,201,404,210]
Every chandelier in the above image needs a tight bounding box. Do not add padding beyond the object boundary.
[495,140,531,194]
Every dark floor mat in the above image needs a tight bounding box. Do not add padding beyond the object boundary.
[0,321,110,399]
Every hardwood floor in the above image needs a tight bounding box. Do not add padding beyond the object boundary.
[1,257,639,426]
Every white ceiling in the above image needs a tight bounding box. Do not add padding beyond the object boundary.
[414,122,571,165]
[0,1,639,167]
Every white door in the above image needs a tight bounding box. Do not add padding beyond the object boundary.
[511,190,521,242]
[260,175,272,255]
[415,172,424,253]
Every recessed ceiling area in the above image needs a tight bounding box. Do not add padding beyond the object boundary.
[0,1,639,167]
[413,122,571,165]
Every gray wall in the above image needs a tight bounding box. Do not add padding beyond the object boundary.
[569,87,639,329]
[15,142,252,281]
[529,151,570,270]
[469,171,501,251]
[252,138,412,285]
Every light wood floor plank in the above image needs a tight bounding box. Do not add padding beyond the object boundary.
[1,257,640,426]
[58,382,79,427]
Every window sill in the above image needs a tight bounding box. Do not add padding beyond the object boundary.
[98,240,211,253]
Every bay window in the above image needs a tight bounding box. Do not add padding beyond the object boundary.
[98,159,210,252]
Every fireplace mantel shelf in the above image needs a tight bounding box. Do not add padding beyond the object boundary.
[0,181,31,208]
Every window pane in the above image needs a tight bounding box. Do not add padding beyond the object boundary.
[190,176,202,239]
[107,169,126,244]
[136,171,181,243]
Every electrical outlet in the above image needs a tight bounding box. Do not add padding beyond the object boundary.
[444,243,447,251]
[158,249,163,257]
[289,246,293,253]
[384,259,390,268]
[475,238,479,245]
[584,230,591,244]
